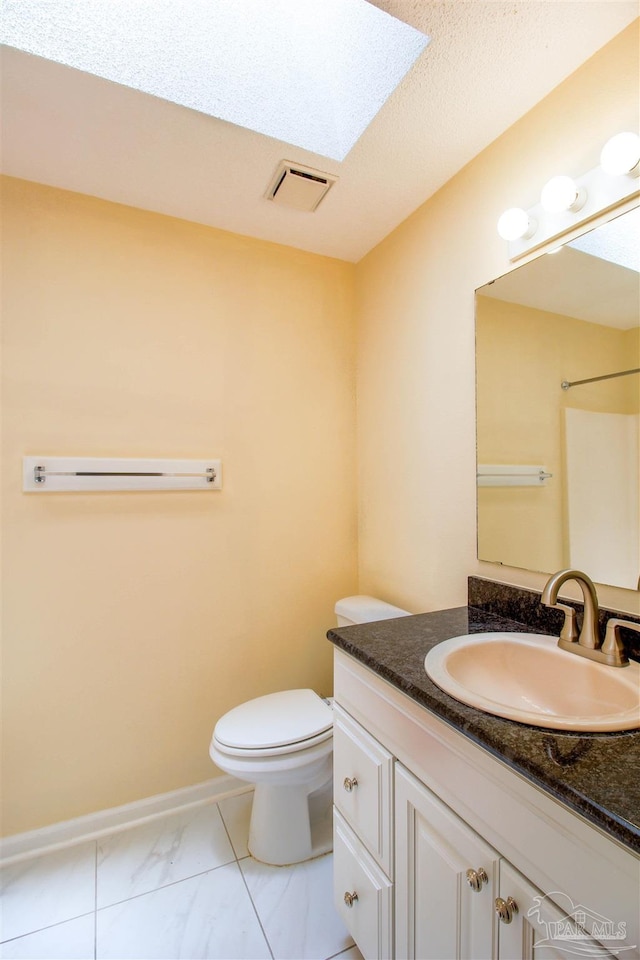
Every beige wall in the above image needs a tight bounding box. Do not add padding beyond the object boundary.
[1,178,358,835]
[2,20,639,838]
[476,298,638,573]
[355,20,640,617]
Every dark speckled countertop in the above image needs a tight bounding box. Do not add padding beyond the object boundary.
[327,603,640,855]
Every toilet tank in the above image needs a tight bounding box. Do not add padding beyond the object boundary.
[334,595,410,627]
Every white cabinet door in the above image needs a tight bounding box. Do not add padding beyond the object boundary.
[334,809,394,960]
[395,763,500,960]
[497,861,614,960]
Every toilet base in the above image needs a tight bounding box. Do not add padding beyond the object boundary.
[248,774,333,866]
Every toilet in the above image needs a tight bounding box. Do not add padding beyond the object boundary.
[210,595,409,866]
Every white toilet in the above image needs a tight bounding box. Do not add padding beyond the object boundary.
[209,595,409,866]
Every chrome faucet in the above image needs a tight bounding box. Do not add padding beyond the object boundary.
[541,569,631,667]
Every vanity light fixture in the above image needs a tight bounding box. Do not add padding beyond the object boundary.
[540,175,586,214]
[496,208,536,242]
[497,130,640,261]
[600,132,640,177]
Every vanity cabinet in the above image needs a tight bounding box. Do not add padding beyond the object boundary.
[333,649,638,960]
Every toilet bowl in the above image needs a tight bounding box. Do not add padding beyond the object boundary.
[210,595,409,866]
[211,688,333,865]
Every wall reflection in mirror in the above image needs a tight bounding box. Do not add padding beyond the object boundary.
[476,205,640,591]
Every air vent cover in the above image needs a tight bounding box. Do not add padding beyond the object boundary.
[266,161,337,212]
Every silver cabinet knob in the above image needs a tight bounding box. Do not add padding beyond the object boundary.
[343,777,358,792]
[466,867,488,892]
[495,896,518,924]
[344,891,358,907]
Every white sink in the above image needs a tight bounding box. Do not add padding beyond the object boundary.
[424,632,640,731]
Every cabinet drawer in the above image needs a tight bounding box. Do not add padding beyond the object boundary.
[334,809,393,960]
[333,703,394,875]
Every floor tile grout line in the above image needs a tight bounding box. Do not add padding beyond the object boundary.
[1,839,100,949]
[217,790,276,956]
[236,856,275,960]
[94,858,240,913]
[325,944,358,960]
[237,854,352,960]
[0,910,96,947]
[216,797,243,863]
[92,800,241,915]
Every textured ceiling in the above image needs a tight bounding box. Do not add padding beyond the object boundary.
[1,2,638,262]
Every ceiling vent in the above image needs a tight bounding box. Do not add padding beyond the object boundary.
[266,161,338,212]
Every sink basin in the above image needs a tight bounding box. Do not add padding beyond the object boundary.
[424,632,640,731]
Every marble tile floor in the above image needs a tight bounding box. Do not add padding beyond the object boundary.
[0,792,363,960]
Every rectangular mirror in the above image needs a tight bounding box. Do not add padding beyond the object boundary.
[475,205,640,590]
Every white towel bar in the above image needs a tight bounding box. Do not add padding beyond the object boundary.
[23,457,222,492]
[477,464,552,487]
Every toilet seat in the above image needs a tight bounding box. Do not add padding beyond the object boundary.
[214,689,333,757]
[213,727,333,759]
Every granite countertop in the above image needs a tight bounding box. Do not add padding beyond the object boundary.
[327,605,640,855]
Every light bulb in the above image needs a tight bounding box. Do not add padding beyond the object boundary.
[540,176,585,214]
[600,132,640,177]
[497,208,535,242]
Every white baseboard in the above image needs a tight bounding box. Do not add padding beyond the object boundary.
[0,775,252,867]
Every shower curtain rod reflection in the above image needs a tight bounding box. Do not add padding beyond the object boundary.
[561,367,640,391]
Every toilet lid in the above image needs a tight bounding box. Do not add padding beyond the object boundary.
[214,689,333,750]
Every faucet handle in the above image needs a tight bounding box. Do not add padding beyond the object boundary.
[550,603,579,644]
[601,618,637,666]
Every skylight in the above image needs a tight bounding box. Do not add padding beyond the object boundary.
[1,0,430,162]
